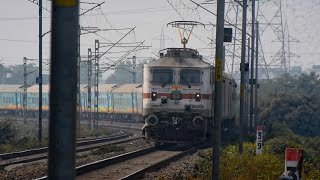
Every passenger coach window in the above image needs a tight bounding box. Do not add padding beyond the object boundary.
[152,68,174,84]
[180,69,201,84]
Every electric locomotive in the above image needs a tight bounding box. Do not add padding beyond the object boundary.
[142,48,237,145]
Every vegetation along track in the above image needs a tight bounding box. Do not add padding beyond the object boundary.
[0,131,141,170]
[36,145,199,180]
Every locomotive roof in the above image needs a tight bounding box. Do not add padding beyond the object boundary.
[145,48,211,68]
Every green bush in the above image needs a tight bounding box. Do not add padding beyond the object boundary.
[0,120,17,144]
[193,143,283,179]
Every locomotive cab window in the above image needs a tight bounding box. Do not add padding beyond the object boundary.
[179,69,201,85]
[151,68,174,84]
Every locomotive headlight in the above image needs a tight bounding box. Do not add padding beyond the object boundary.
[151,92,157,101]
[195,93,201,102]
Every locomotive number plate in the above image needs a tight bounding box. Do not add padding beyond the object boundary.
[191,104,204,109]
[171,85,182,89]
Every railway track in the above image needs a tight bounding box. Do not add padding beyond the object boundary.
[0,131,142,170]
[75,145,199,180]
[36,145,199,179]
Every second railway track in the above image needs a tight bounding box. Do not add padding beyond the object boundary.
[0,131,141,170]
[20,144,196,180]
[36,145,200,179]
[74,145,199,180]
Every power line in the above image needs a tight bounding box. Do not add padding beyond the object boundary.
[0,38,43,43]
[0,17,49,21]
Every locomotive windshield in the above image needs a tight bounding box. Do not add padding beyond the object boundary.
[180,69,201,85]
[152,68,174,84]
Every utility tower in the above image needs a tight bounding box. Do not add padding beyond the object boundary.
[224,1,243,78]
[223,0,299,80]
[257,0,299,77]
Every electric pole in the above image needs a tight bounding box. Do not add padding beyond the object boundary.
[250,0,256,133]
[94,40,100,128]
[245,38,250,135]
[213,0,225,178]
[38,0,43,143]
[255,21,259,126]
[132,56,136,83]
[23,57,28,124]
[239,0,248,154]
[77,25,81,137]
[87,48,92,129]
[48,0,79,178]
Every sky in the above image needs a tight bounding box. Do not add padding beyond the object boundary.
[0,0,320,75]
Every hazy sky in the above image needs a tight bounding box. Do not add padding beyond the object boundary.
[0,0,320,73]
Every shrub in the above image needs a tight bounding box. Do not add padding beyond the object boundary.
[0,120,16,144]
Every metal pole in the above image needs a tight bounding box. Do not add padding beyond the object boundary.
[48,1,79,179]
[132,56,136,83]
[23,57,27,123]
[255,21,259,127]
[88,48,92,129]
[245,38,250,135]
[250,0,256,134]
[94,40,100,128]
[38,0,43,143]
[213,0,225,178]
[231,4,239,77]
[77,25,81,137]
[239,0,248,154]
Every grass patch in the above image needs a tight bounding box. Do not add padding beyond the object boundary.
[191,123,320,179]
[0,119,115,153]
[79,126,114,138]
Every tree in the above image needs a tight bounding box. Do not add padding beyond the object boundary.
[105,60,143,84]
[259,73,320,137]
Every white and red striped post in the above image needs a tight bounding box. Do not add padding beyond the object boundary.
[255,125,263,155]
[281,148,303,180]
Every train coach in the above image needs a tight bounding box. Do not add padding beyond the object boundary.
[0,84,143,122]
[80,84,142,122]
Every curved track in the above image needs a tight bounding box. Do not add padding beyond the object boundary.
[35,145,199,180]
[0,131,141,170]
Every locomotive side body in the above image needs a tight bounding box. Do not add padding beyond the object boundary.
[142,48,214,144]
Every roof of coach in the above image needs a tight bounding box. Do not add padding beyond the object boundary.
[79,84,117,93]
[111,84,142,93]
[93,84,117,93]
[28,85,49,93]
[0,85,22,92]
[145,48,211,68]
[28,84,89,93]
